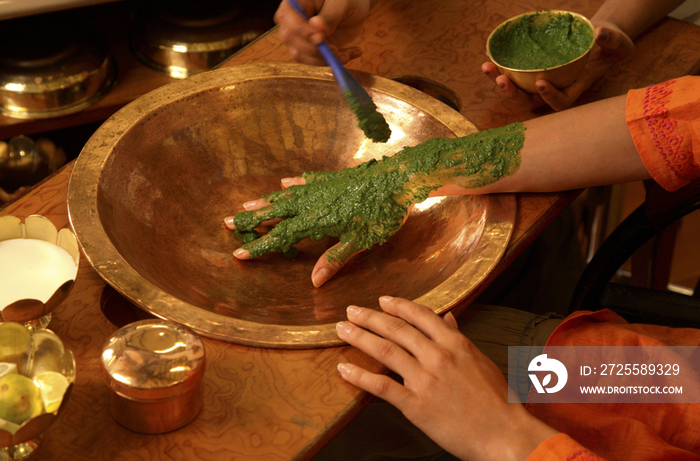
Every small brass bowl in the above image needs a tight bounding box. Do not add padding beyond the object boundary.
[486,10,595,94]
[0,323,76,460]
[0,215,80,329]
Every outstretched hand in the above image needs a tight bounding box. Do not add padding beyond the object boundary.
[483,24,635,111]
[225,158,421,287]
[335,297,559,461]
[225,125,525,287]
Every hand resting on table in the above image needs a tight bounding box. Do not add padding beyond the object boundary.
[335,296,559,461]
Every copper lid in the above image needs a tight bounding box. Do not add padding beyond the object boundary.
[101,319,205,401]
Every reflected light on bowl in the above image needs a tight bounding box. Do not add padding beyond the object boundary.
[413,196,446,212]
[353,138,372,160]
[388,124,407,143]
[166,66,190,79]
[354,124,407,160]
[4,83,24,92]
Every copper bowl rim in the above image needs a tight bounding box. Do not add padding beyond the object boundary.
[485,10,595,73]
[66,63,515,348]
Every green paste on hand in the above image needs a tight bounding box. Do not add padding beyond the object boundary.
[233,122,526,261]
[235,230,259,243]
[283,246,299,259]
[489,12,593,70]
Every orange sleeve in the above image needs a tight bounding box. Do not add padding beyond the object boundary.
[526,433,606,461]
[525,310,700,461]
[626,76,700,191]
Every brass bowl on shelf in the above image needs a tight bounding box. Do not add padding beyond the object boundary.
[130,0,273,79]
[0,15,116,120]
[67,63,515,348]
[486,10,595,93]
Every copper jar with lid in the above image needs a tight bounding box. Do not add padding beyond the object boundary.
[101,319,205,434]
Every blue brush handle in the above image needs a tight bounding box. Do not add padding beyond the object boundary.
[285,0,390,143]
[286,0,361,96]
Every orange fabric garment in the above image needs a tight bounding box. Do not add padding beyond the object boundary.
[526,310,700,461]
[523,77,700,460]
[527,433,607,461]
[626,76,700,191]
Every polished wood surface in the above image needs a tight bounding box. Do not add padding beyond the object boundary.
[2,0,700,459]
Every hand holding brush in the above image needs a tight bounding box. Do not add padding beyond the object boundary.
[285,0,392,143]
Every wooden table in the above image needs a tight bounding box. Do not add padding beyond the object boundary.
[2,1,700,459]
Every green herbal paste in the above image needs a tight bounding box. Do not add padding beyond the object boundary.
[489,12,593,70]
[345,89,392,143]
[234,122,526,261]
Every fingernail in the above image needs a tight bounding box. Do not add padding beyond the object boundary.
[497,81,506,91]
[336,321,353,335]
[350,49,362,59]
[347,305,361,317]
[312,268,330,287]
[337,363,352,377]
[224,216,235,227]
[243,200,257,210]
[233,248,249,258]
[536,84,546,94]
[379,295,393,304]
[598,28,609,42]
[281,178,293,187]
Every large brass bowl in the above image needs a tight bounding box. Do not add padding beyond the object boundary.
[67,63,515,348]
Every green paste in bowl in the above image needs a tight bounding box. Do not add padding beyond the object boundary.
[489,12,594,70]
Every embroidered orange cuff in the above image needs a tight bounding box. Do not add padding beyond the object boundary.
[626,76,700,191]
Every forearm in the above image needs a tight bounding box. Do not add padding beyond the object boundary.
[435,94,650,196]
[591,0,685,39]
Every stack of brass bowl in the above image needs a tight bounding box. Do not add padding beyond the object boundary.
[130,0,274,78]
[0,13,116,120]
